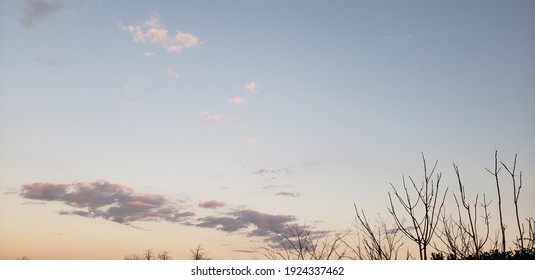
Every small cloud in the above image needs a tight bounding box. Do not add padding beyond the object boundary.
[122,101,138,108]
[199,200,226,209]
[244,138,258,147]
[168,68,179,80]
[144,52,155,57]
[254,168,291,175]
[244,82,258,93]
[118,76,146,107]
[124,24,146,42]
[275,191,301,198]
[175,31,200,49]
[200,111,223,123]
[20,0,63,29]
[122,13,200,54]
[227,96,248,105]
[119,84,131,94]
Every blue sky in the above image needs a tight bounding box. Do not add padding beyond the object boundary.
[1,0,534,259]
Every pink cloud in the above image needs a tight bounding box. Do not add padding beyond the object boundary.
[146,27,169,44]
[125,25,146,42]
[168,68,179,80]
[244,138,258,147]
[175,31,200,49]
[200,111,223,123]
[227,96,248,105]
[122,13,200,54]
[244,82,258,93]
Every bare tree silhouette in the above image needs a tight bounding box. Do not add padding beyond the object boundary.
[485,150,507,253]
[435,164,491,259]
[259,224,350,260]
[388,153,448,260]
[190,244,211,260]
[501,153,524,250]
[352,205,405,260]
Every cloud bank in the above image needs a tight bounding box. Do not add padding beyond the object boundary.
[19,181,304,240]
[20,181,194,224]
[197,209,296,237]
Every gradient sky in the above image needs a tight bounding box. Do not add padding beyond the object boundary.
[1,0,534,260]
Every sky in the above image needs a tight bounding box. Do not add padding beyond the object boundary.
[1,0,534,260]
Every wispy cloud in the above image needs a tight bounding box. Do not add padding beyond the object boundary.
[122,100,138,108]
[118,76,146,107]
[232,249,257,254]
[196,209,295,237]
[122,13,200,54]
[244,81,258,93]
[118,75,146,94]
[275,191,301,198]
[200,111,224,123]
[253,168,291,175]
[20,0,62,29]
[144,52,155,57]
[227,96,248,105]
[20,181,194,224]
[199,200,226,209]
[34,57,64,68]
[4,188,19,195]
[168,68,179,80]
[262,185,290,190]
